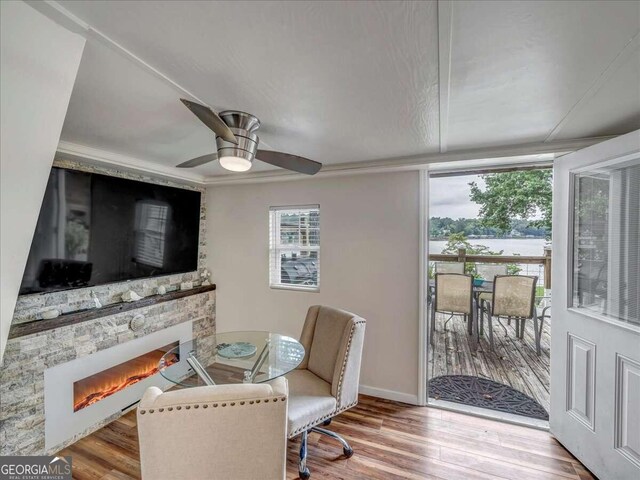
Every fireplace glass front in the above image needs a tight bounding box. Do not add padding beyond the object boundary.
[73,341,179,412]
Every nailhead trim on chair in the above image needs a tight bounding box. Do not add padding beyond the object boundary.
[138,396,288,415]
[287,318,365,438]
[289,401,358,438]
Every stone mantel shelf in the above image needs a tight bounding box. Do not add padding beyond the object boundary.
[8,284,216,340]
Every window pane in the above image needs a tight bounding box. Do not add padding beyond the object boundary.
[572,160,640,325]
[269,206,320,290]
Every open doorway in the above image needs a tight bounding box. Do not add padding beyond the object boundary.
[425,167,552,424]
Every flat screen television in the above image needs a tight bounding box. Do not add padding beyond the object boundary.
[20,167,201,295]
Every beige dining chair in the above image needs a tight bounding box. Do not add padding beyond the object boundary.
[137,377,288,480]
[430,273,474,342]
[285,305,366,479]
[486,275,539,353]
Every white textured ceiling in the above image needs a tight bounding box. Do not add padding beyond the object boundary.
[53,0,639,179]
[445,0,640,149]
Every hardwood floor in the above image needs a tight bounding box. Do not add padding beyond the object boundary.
[58,395,594,480]
[429,311,551,413]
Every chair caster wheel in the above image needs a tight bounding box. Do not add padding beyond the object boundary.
[299,467,311,479]
[323,418,332,426]
[343,447,354,458]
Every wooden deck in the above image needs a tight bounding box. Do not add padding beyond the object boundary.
[59,394,593,480]
[428,311,551,414]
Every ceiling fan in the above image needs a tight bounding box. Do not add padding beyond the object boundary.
[176,99,322,175]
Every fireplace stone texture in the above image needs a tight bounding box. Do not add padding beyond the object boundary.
[0,289,215,456]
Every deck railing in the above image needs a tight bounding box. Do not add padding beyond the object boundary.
[429,247,552,288]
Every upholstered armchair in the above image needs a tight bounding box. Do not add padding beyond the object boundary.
[137,377,288,480]
[286,305,366,479]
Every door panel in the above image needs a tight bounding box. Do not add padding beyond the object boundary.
[551,130,640,480]
[615,354,640,468]
[567,333,596,430]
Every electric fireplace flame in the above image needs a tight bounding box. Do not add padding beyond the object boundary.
[73,342,179,412]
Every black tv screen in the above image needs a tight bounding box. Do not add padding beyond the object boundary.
[20,167,201,295]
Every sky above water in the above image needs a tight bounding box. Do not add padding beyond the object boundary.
[429,174,484,219]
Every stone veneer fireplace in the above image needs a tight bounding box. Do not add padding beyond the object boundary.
[0,285,216,456]
[43,321,194,450]
[0,158,215,456]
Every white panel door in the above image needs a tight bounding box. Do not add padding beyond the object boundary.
[551,130,640,480]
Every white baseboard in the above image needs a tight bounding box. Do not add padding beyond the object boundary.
[358,385,418,405]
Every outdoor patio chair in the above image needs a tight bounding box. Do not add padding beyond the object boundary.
[533,295,551,356]
[485,275,540,354]
[427,262,465,307]
[430,273,474,344]
[476,264,508,335]
[435,262,465,274]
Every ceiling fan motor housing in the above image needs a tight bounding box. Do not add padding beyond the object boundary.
[216,111,261,164]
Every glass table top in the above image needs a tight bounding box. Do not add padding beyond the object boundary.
[158,331,305,387]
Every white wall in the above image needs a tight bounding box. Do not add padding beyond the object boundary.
[0,1,86,362]
[206,171,421,402]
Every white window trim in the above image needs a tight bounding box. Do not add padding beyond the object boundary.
[269,204,320,292]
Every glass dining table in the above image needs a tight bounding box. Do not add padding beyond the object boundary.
[158,331,305,387]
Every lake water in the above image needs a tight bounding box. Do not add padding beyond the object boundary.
[429,238,548,256]
[429,238,550,279]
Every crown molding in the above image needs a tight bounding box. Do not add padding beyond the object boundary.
[58,137,616,190]
[203,135,615,186]
[58,135,615,187]
[56,141,206,185]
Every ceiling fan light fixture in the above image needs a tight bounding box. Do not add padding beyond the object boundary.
[219,155,252,172]
[178,101,322,175]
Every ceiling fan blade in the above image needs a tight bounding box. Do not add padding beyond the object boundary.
[180,99,238,145]
[255,150,322,175]
[176,153,218,168]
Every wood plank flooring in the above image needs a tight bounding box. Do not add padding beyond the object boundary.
[58,395,594,480]
[429,312,551,413]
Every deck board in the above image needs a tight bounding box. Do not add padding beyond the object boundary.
[429,312,551,413]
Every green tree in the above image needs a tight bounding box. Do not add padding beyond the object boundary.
[441,233,499,257]
[469,170,552,233]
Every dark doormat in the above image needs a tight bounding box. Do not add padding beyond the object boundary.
[428,375,549,421]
